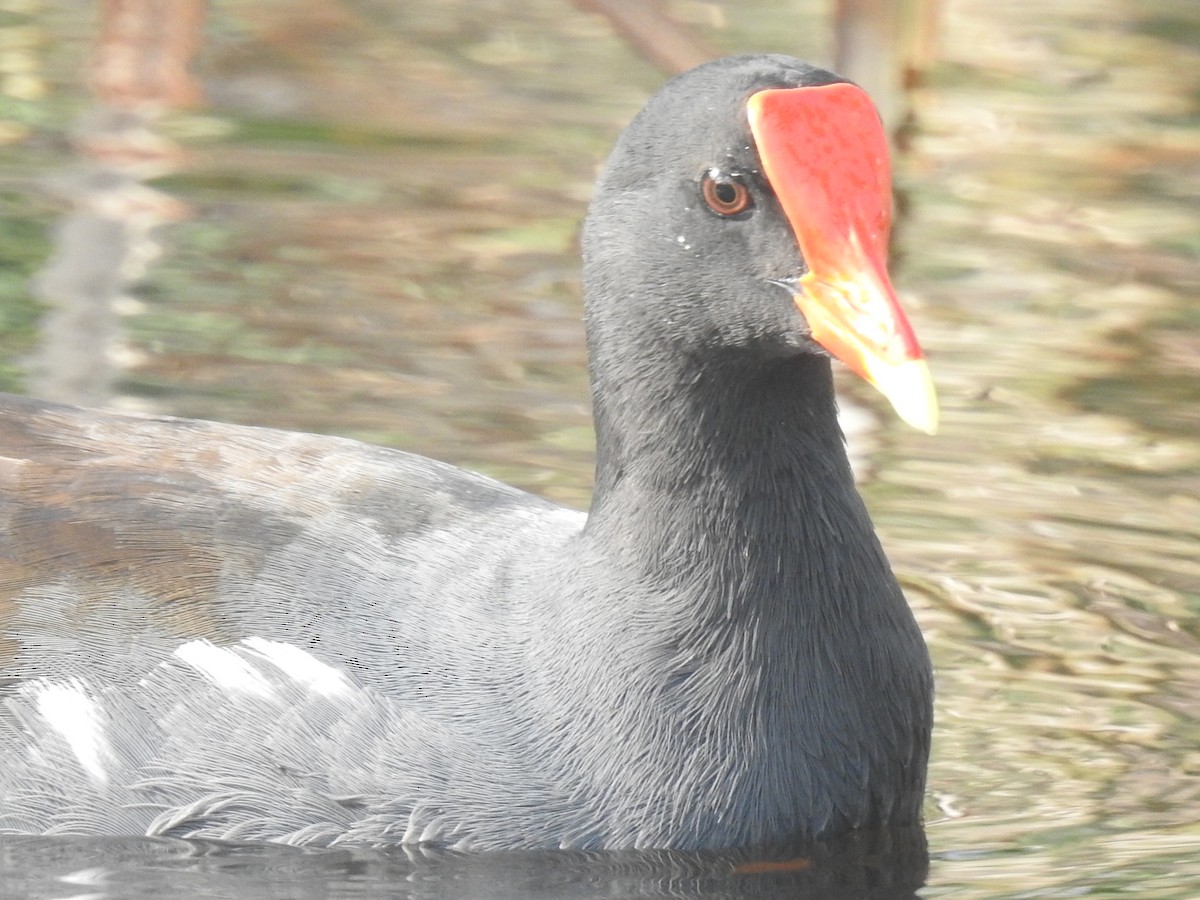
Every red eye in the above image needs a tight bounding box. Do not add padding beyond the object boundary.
[702,173,753,217]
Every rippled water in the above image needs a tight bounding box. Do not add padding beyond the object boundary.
[1,0,1198,896]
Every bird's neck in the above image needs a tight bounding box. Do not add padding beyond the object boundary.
[583,350,877,623]
[544,349,929,842]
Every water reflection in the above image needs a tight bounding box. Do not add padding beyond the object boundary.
[27,0,204,407]
[29,112,185,406]
[0,828,928,900]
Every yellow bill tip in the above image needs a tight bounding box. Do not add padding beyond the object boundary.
[867,357,939,435]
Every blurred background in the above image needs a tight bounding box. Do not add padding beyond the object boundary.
[1,0,1199,896]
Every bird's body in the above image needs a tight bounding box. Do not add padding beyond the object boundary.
[0,55,933,849]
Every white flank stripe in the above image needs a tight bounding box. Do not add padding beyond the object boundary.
[243,637,354,698]
[35,684,111,784]
[174,640,276,698]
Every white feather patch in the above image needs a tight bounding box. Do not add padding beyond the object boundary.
[174,640,276,699]
[34,683,112,784]
[243,637,354,698]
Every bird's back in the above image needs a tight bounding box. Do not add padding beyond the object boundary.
[0,392,584,845]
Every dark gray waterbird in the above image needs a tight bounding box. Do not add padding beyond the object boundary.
[0,54,935,849]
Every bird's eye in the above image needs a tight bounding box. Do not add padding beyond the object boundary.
[701,171,753,217]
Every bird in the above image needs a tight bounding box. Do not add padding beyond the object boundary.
[0,54,935,850]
